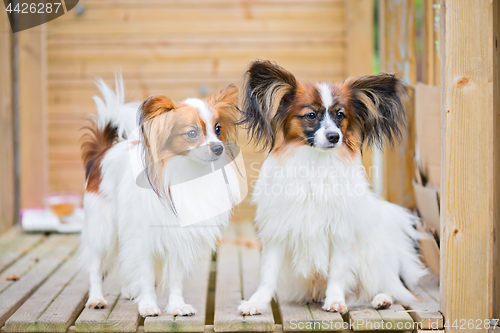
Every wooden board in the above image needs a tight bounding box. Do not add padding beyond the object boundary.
[279,302,343,332]
[377,304,413,331]
[0,229,45,273]
[345,0,374,182]
[5,258,87,332]
[0,235,79,327]
[213,223,274,332]
[348,306,383,331]
[441,1,499,331]
[378,0,416,209]
[422,0,441,86]
[406,273,442,330]
[75,271,140,333]
[144,253,211,332]
[0,10,15,233]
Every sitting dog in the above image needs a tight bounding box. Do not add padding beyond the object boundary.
[238,61,426,315]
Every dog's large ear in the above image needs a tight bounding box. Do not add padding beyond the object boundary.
[138,96,177,153]
[241,60,298,151]
[208,84,239,143]
[138,96,177,200]
[342,73,407,148]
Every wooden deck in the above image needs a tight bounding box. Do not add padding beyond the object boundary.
[0,223,443,333]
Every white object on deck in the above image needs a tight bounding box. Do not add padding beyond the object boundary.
[21,209,84,233]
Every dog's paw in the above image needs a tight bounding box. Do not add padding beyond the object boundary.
[168,303,196,316]
[238,300,266,316]
[371,293,393,309]
[139,302,161,317]
[86,296,107,309]
[322,299,348,314]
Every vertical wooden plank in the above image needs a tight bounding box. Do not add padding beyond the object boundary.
[239,223,275,331]
[345,0,375,181]
[441,0,498,331]
[18,25,48,208]
[0,235,79,327]
[0,7,15,233]
[379,0,416,208]
[144,254,211,332]
[493,0,500,323]
[4,258,86,333]
[422,0,441,86]
[376,304,413,330]
[348,306,383,331]
[214,223,274,332]
[0,231,45,273]
[75,270,140,333]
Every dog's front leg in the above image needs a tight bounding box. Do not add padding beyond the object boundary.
[323,246,354,314]
[137,257,161,317]
[166,263,196,316]
[238,243,283,316]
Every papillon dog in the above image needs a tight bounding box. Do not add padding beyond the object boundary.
[238,61,426,315]
[79,76,241,317]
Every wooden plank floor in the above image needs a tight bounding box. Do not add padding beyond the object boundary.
[0,223,443,333]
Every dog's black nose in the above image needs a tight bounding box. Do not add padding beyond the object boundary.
[211,144,224,156]
[326,132,340,144]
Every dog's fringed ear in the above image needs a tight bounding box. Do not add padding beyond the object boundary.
[342,73,407,148]
[241,60,298,151]
[138,96,177,201]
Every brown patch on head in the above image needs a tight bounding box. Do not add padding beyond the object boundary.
[81,118,118,194]
[206,84,239,144]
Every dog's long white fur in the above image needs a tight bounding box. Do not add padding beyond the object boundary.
[79,78,236,317]
[239,146,426,314]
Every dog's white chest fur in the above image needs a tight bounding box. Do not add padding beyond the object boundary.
[253,147,365,276]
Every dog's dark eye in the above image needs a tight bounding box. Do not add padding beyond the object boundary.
[304,112,316,121]
[186,130,198,139]
[337,110,345,121]
[215,124,222,136]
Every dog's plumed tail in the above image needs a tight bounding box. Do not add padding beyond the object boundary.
[92,74,140,139]
[81,75,139,188]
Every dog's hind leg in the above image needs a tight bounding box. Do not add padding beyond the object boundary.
[79,193,115,309]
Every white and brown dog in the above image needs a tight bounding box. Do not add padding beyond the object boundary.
[238,61,426,315]
[79,77,241,317]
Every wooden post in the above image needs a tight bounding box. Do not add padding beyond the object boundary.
[378,0,416,207]
[345,0,375,182]
[422,0,441,86]
[18,26,48,208]
[441,0,500,329]
[0,12,15,232]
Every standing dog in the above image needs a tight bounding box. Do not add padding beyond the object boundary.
[79,77,240,317]
[238,61,425,315]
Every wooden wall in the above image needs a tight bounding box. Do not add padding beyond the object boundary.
[40,0,372,219]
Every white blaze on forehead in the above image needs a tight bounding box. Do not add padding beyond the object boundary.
[317,82,333,110]
[182,97,219,144]
[313,84,343,148]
